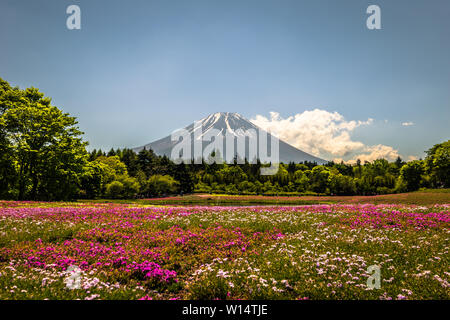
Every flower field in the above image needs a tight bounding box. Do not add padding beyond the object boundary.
[0,201,449,300]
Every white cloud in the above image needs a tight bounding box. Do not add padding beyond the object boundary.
[251,109,409,163]
[402,122,414,126]
[251,109,372,157]
[343,145,401,164]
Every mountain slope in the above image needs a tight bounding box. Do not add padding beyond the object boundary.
[133,112,327,164]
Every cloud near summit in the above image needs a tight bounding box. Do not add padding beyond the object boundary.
[250,109,403,164]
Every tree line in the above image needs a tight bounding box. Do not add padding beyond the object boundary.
[1,77,449,200]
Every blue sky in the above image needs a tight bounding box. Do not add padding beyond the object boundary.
[1,0,449,161]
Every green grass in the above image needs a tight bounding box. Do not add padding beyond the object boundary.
[80,189,450,206]
[0,197,448,300]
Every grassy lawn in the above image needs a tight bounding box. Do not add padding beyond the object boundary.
[79,189,450,206]
[0,198,448,300]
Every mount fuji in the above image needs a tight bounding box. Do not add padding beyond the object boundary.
[133,112,326,164]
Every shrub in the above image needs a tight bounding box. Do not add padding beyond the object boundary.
[105,181,124,199]
[146,175,179,197]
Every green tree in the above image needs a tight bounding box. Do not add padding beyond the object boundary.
[79,161,105,199]
[309,166,331,194]
[92,155,139,198]
[400,160,425,191]
[106,181,124,199]
[217,165,247,185]
[329,173,356,195]
[120,148,139,176]
[146,175,179,196]
[94,156,128,178]
[0,80,88,200]
[293,170,309,192]
[425,140,450,187]
[173,163,194,194]
[0,79,16,198]
[115,175,140,198]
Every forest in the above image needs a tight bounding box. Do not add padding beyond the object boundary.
[1,77,449,201]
